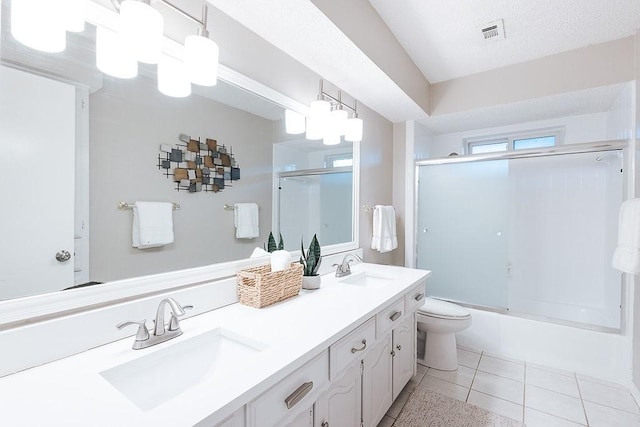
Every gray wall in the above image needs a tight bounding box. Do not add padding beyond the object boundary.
[90,75,273,282]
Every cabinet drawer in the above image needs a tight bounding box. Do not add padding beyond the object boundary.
[329,317,376,380]
[248,350,328,427]
[376,298,405,338]
[405,282,426,313]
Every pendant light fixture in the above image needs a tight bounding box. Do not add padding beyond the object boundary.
[96,26,138,79]
[119,0,164,64]
[285,109,306,135]
[157,54,191,98]
[11,0,67,53]
[184,5,219,86]
[285,79,364,144]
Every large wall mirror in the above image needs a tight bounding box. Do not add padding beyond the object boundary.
[0,0,359,309]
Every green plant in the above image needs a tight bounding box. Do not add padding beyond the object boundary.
[266,232,284,253]
[300,234,322,276]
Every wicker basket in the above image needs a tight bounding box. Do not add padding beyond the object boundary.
[237,262,303,308]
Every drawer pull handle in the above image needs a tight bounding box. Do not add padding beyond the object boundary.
[414,293,425,302]
[285,381,313,409]
[351,339,367,353]
[390,311,402,321]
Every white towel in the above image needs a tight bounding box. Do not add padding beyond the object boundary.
[371,205,398,253]
[612,198,640,274]
[234,203,259,239]
[132,201,174,249]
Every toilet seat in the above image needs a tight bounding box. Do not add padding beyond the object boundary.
[418,298,471,320]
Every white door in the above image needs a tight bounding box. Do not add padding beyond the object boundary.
[362,335,393,427]
[316,360,362,427]
[0,65,75,300]
[393,314,417,400]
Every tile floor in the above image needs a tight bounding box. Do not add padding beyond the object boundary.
[378,346,640,427]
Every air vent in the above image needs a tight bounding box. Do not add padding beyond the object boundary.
[481,19,505,42]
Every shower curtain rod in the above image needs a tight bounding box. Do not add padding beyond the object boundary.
[415,139,628,166]
[278,166,352,178]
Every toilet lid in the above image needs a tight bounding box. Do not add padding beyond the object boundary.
[418,298,470,319]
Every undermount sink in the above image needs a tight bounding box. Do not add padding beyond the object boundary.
[339,271,394,287]
[101,328,267,411]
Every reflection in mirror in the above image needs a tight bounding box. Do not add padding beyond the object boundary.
[0,2,358,302]
[274,141,354,248]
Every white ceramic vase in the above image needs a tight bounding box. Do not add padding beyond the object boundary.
[302,275,321,290]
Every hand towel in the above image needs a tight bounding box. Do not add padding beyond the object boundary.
[270,250,291,272]
[371,205,398,253]
[612,198,640,274]
[132,202,174,249]
[234,203,259,239]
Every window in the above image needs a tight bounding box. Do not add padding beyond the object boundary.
[466,128,563,155]
[324,153,353,168]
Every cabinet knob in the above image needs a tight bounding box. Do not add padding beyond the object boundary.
[55,250,71,262]
[321,422,329,427]
[396,344,402,351]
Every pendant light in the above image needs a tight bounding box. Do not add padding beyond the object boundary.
[158,54,192,98]
[285,109,306,135]
[184,5,219,86]
[119,0,164,64]
[345,101,363,142]
[96,26,138,79]
[11,0,66,53]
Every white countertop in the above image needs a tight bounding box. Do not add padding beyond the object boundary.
[0,263,429,426]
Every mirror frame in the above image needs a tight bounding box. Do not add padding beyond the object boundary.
[0,61,360,328]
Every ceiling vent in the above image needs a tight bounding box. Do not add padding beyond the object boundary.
[481,19,505,42]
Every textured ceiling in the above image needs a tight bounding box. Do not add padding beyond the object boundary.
[369,0,640,83]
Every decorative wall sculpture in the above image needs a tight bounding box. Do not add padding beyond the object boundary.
[158,133,240,193]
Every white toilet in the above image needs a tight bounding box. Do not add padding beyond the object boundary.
[416,298,472,371]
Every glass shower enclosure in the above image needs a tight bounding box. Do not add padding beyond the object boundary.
[416,143,625,330]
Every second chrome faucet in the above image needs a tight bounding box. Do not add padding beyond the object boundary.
[117,297,193,350]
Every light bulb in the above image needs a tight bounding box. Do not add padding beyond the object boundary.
[345,117,363,142]
[62,0,86,33]
[285,109,306,135]
[306,99,330,140]
[184,34,219,86]
[11,0,66,53]
[120,0,164,64]
[158,55,191,98]
[96,26,138,79]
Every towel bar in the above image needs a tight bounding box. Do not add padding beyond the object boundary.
[118,202,180,210]
[224,204,260,211]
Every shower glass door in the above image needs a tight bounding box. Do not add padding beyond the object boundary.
[417,160,509,309]
[416,149,623,329]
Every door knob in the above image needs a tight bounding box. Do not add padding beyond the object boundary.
[55,250,71,262]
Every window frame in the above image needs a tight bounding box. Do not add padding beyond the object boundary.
[465,127,565,155]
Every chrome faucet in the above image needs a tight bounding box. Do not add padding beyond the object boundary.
[333,253,363,277]
[117,298,192,350]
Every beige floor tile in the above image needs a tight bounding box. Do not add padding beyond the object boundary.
[528,362,575,378]
[426,364,476,388]
[584,400,640,427]
[472,370,524,404]
[457,344,482,354]
[478,354,525,382]
[578,378,640,414]
[417,374,470,402]
[457,348,481,369]
[526,384,586,425]
[467,390,524,421]
[576,373,628,390]
[526,365,580,398]
[524,407,586,426]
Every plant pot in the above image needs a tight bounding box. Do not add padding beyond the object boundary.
[302,275,321,290]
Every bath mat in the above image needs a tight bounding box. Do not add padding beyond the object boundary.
[393,389,525,427]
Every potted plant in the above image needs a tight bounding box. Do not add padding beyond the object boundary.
[266,232,284,253]
[300,234,322,290]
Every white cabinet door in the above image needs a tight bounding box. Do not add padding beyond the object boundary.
[214,407,245,427]
[392,314,416,400]
[283,405,314,427]
[362,335,393,427]
[316,360,362,427]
